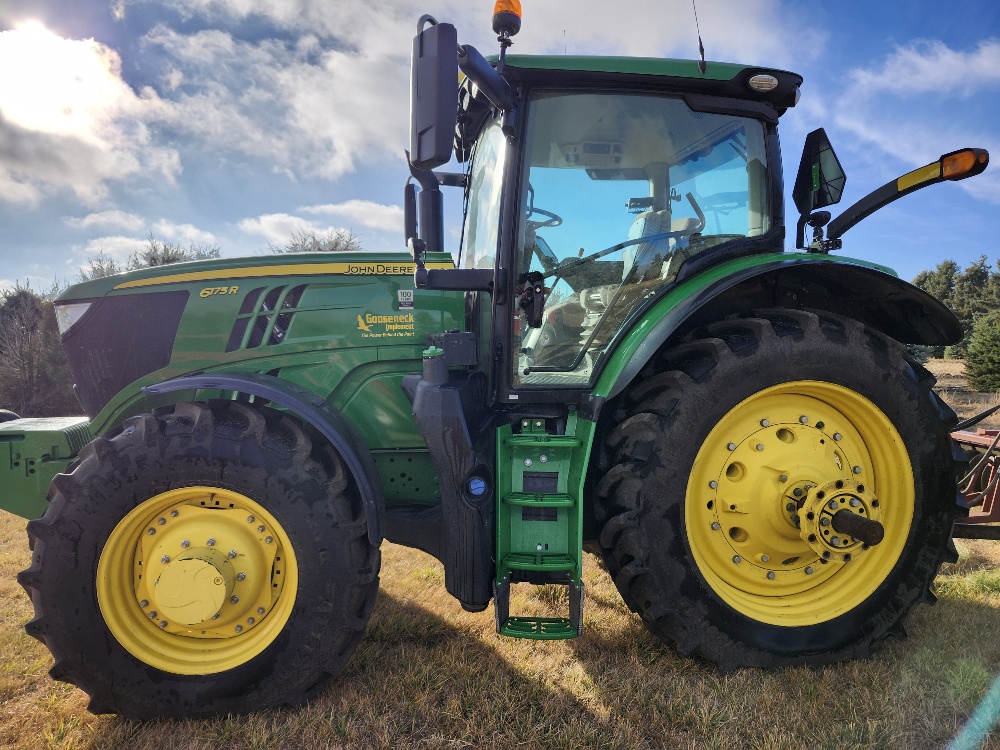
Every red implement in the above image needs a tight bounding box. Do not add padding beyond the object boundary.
[952,429,1000,539]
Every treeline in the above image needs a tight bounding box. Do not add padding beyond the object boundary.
[0,231,361,418]
[913,255,1000,391]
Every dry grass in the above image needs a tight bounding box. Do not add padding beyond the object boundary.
[925,359,1000,431]
[1,507,998,750]
[1,364,998,749]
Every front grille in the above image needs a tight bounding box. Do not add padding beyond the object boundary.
[62,291,189,417]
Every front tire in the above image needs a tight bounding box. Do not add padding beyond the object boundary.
[18,401,380,718]
[597,309,959,668]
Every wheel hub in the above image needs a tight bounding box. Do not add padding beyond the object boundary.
[153,549,234,625]
[798,478,881,563]
[127,501,284,638]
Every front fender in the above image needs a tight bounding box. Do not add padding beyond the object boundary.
[144,372,384,545]
[597,255,961,401]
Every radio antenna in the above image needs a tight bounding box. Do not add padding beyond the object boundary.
[691,0,706,74]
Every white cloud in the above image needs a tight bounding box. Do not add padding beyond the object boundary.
[849,39,1000,98]
[78,235,148,261]
[836,38,1000,205]
[300,199,403,232]
[151,219,218,245]
[0,23,179,207]
[65,210,145,231]
[238,212,322,244]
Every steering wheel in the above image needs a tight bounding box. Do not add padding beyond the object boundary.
[527,206,563,231]
[543,192,707,280]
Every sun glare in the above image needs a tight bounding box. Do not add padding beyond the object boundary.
[0,21,129,138]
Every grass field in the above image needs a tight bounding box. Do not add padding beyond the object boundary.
[0,360,997,749]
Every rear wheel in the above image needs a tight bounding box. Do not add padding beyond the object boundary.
[597,309,959,668]
[18,401,379,718]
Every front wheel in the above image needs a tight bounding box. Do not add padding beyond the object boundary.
[597,309,959,668]
[18,401,380,718]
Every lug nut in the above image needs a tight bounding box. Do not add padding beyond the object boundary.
[732,555,741,564]
[157,517,166,525]
[711,522,721,530]
[235,625,243,633]
[709,480,718,489]
[853,466,862,474]
[228,550,237,559]
[139,599,149,608]
[786,502,796,512]
[820,517,831,527]
[799,415,808,424]
[831,536,841,546]
[850,498,861,508]
[247,515,256,523]
[170,510,179,517]
[207,538,216,546]
[148,611,157,619]
[265,536,274,544]
[756,443,765,452]
[147,528,156,535]
[258,607,266,615]
[159,621,168,629]
[727,442,737,451]
[181,539,190,548]
[212,613,220,620]
[793,488,803,497]
[760,419,770,427]
[767,571,776,580]
[231,595,240,604]
[248,617,255,625]
[828,500,838,511]
[258,525,266,533]
[779,474,788,483]
[237,572,246,581]
[805,566,814,575]
[161,555,171,564]
[833,433,843,441]
[761,554,770,563]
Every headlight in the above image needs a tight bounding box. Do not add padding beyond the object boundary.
[54,302,92,335]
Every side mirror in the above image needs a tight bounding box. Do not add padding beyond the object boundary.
[792,128,846,248]
[410,16,458,171]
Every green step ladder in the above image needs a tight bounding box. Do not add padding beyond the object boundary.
[494,411,593,640]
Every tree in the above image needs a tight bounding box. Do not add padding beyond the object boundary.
[913,256,1000,358]
[0,283,78,416]
[966,309,1000,392]
[269,228,361,254]
[79,236,221,281]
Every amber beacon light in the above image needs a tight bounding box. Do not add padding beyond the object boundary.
[493,0,522,39]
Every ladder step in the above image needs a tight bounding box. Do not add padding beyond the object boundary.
[503,553,576,572]
[500,617,577,640]
[503,435,582,448]
[503,492,574,508]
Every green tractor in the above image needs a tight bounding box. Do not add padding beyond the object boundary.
[2,5,991,719]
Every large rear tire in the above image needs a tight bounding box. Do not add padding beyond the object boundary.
[18,401,380,718]
[597,309,959,668]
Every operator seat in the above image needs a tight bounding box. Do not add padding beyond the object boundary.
[622,209,700,281]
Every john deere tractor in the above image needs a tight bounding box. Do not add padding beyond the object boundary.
[2,4,990,719]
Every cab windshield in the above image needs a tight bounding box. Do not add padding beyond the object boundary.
[513,91,770,388]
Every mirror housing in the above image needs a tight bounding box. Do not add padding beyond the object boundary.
[410,17,458,171]
[793,128,846,249]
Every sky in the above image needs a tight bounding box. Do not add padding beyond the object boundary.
[0,0,998,292]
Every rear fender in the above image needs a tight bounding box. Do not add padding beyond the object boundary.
[599,257,962,400]
[144,372,384,544]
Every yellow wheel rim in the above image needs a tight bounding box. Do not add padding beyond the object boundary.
[686,381,913,626]
[97,487,298,674]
